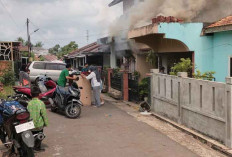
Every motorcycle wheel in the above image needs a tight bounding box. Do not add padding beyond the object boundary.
[19,142,35,157]
[17,96,30,107]
[65,103,81,119]
[51,106,57,112]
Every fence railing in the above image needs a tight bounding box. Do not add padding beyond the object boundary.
[111,73,122,91]
[128,74,139,102]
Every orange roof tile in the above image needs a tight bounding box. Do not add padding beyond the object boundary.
[208,16,232,28]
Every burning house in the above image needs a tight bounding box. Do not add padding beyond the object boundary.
[108,0,232,82]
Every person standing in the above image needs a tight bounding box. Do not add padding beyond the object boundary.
[57,64,76,87]
[82,63,89,72]
[81,66,101,107]
[27,86,48,151]
[19,64,31,87]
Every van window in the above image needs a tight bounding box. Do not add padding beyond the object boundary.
[46,63,58,70]
[58,64,66,70]
[33,62,45,69]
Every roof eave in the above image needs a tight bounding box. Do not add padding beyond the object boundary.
[205,24,232,34]
[108,0,123,7]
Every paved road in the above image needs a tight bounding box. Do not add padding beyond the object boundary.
[35,101,199,157]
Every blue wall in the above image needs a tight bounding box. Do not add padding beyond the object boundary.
[213,31,232,82]
[158,23,214,74]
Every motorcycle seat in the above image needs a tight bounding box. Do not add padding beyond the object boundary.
[57,86,70,95]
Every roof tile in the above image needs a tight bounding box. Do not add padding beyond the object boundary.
[208,16,232,28]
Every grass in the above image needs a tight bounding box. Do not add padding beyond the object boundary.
[0,86,14,99]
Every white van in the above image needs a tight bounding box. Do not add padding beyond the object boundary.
[28,61,66,83]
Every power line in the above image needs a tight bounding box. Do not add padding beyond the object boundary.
[0,0,20,31]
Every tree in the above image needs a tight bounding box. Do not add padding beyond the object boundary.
[49,44,61,55]
[16,37,25,46]
[35,41,43,47]
[49,41,78,59]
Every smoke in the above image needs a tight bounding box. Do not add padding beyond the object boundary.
[109,0,232,36]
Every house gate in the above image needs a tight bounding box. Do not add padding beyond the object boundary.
[128,74,139,102]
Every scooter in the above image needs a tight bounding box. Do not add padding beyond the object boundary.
[51,81,83,119]
[0,99,35,157]
[13,75,56,106]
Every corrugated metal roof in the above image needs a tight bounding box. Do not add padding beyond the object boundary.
[108,0,123,7]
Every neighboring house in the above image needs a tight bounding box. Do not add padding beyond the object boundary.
[0,41,21,76]
[32,47,49,56]
[65,42,110,71]
[19,46,29,65]
[38,54,58,62]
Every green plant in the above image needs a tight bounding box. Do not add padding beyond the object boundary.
[139,78,150,100]
[0,70,15,86]
[0,86,14,99]
[170,58,192,76]
[113,68,120,74]
[146,50,157,66]
[133,71,140,78]
[193,70,216,81]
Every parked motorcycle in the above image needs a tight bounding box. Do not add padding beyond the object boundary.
[51,81,82,118]
[0,99,35,157]
[13,75,57,106]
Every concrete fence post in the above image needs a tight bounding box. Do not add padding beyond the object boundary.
[150,69,159,111]
[225,77,232,148]
[177,72,187,124]
[107,68,113,92]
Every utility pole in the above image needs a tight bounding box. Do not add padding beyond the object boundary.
[86,30,89,44]
[26,18,31,58]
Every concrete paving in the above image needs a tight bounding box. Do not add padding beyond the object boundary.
[36,101,199,157]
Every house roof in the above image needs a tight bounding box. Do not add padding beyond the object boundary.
[109,0,123,7]
[205,16,232,33]
[19,46,29,52]
[207,16,232,28]
[40,54,58,61]
[67,42,103,58]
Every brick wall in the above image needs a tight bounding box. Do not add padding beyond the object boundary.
[0,61,12,76]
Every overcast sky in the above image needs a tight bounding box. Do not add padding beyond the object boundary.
[0,0,122,48]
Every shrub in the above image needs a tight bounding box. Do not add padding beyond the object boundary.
[193,70,216,81]
[139,77,150,100]
[0,70,15,86]
[170,58,192,76]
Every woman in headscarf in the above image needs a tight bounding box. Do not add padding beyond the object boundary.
[81,66,102,107]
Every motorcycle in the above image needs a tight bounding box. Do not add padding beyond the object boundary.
[51,81,83,119]
[0,98,35,157]
[13,75,57,106]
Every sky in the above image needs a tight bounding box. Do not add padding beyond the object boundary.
[0,0,122,48]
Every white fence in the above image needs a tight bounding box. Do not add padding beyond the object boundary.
[150,70,232,147]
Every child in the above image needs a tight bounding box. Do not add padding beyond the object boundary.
[27,86,48,151]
